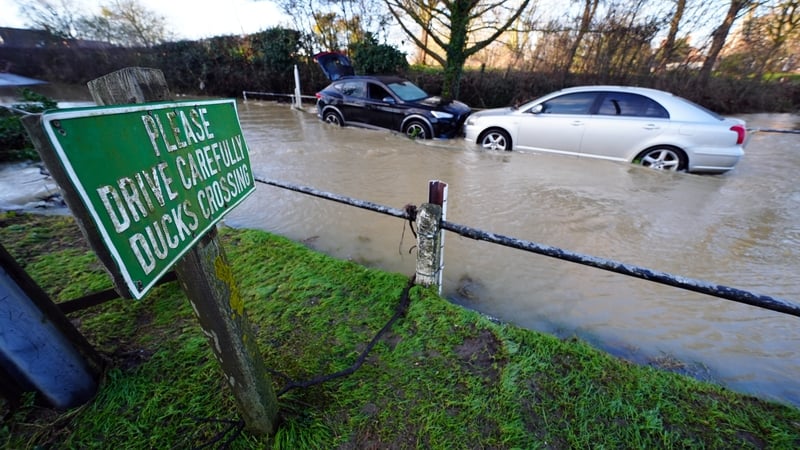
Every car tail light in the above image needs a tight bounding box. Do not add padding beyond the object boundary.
[730,124,746,145]
[315,92,322,99]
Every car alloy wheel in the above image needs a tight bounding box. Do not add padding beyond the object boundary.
[638,147,686,171]
[404,120,428,139]
[480,129,511,151]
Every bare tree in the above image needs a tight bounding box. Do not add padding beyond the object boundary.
[654,0,688,72]
[384,0,533,98]
[564,0,601,74]
[78,0,171,47]
[465,1,547,71]
[525,18,577,73]
[18,0,171,47]
[741,0,800,80]
[698,0,759,86]
[409,0,439,65]
[17,0,85,39]
[273,0,392,55]
[581,6,660,80]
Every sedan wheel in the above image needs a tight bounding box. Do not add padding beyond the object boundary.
[404,120,429,139]
[637,147,686,171]
[479,129,511,151]
[323,110,343,126]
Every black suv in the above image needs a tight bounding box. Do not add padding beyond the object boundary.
[313,52,471,139]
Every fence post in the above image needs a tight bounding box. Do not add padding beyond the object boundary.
[415,203,442,289]
[293,65,302,109]
[416,180,448,294]
[84,67,278,434]
[430,181,447,294]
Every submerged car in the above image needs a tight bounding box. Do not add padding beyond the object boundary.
[463,85,747,173]
[313,52,471,139]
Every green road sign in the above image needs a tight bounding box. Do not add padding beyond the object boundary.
[42,99,255,299]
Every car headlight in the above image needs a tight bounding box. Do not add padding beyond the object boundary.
[430,111,454,119]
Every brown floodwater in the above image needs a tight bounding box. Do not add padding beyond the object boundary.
[2,95,798,407]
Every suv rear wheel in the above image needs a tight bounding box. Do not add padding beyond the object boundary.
[323,110,343,126]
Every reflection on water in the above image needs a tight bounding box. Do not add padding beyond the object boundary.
[225,101,800,407]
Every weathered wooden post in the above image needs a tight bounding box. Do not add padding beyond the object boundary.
[415,180,448,294]
[22,67,278,434]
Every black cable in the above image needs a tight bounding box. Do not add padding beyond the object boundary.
[191,276,415,447]
[189,417,245,450]
[275,275,415,397]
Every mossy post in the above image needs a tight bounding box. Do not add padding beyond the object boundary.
[416,180,447,294]
[86,67,278,435]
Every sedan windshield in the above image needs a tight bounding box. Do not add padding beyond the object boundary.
[387,81,429,101]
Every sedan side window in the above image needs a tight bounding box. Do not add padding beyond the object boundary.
[596,93,669,118]
[538,92,597,115]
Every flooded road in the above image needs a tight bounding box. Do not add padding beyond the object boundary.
[2,95,796,408]
[224,101,800,407]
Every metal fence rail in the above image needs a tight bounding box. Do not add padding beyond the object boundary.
[253,175,800,319]
[254,176,409,219]
[749,128,800,134]
[242,91,316,103]
[440,220,800,317]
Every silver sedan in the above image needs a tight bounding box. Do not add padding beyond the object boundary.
[463,85,747,173]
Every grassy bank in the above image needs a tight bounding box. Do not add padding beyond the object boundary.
[1,212,799,449]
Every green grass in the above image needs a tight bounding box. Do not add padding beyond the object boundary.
[2,213,800,448]
[763,72,800,82]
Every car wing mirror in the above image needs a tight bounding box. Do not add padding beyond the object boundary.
[382,96,396,104]
[529,104,544,114]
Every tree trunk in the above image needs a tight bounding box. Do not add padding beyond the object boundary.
[564,0,600,77]
[698,0,754,88]
[656,0,687,73]
[441,0,472,98]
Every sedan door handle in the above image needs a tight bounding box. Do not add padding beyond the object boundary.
[570,120,584,126]
[643,124,660,130]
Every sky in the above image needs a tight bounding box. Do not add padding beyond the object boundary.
[0,0,289,40]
